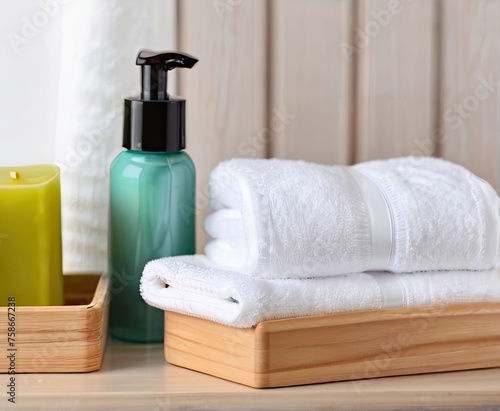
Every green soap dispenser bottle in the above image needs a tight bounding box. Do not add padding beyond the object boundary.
[109,51,198,343]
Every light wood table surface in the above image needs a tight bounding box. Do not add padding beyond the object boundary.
[3,339,500,410]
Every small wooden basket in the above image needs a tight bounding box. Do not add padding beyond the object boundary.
[164,302,500,388]
[0,273,108,373]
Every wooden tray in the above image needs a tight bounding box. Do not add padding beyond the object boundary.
[0,273,108,373]
[164,302,500,388]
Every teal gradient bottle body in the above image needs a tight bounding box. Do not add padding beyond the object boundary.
[109,51,198,343]
[109,151,195,342]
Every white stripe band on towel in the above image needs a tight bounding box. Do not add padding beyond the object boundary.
[367,271,406,308]
[347,168,394,271]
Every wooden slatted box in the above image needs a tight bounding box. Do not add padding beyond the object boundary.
[0,274,108,373]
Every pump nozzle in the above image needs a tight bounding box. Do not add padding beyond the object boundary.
[137,50,198,101]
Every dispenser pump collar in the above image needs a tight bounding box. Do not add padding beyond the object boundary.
[137,51,198,101]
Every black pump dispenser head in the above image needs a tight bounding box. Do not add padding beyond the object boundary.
[123,50,198,152]
[137,51,198,101]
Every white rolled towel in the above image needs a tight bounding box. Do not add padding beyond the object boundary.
[140,256,500,328]
[204,157,500,279]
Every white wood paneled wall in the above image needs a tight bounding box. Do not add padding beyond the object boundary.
[439,0,500,189]
[269,0,353,165]
[178,0,500,251]
[355,0,439,161]
[178,0,267,249]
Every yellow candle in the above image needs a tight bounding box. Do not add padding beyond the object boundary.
[0,165,63,306]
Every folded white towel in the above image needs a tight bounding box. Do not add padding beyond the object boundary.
[140,255,500,328]
[205,157,500,279]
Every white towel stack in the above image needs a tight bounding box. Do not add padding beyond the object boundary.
[141,156,500,328]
